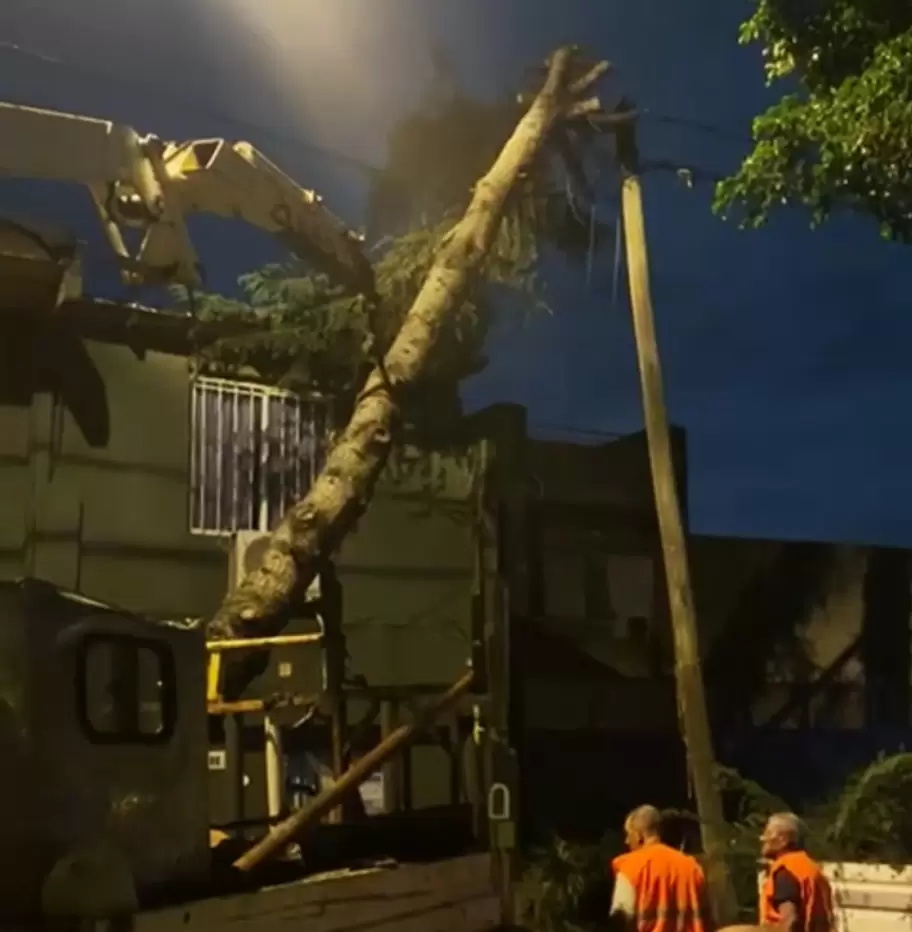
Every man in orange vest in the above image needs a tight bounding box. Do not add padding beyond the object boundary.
[758,813,834,932]
[610,804,714,932]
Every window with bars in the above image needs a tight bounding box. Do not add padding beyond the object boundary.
[189,376,331,535]
[79,634,175,744]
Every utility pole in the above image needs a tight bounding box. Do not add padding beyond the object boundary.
[617,120,739,924]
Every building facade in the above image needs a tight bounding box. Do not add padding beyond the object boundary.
[0,296,685,827]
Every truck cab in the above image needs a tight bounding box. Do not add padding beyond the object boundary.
[0,577,514,932]
[0,578,209,922]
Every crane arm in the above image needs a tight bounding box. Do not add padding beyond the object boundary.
[0,101,374,294]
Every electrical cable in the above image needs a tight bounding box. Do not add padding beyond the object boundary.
[1,34,735,316]
[0,39,383,176]
[0,37,748,181]
[529,422,625,440]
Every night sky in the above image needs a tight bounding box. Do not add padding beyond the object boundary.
[2,0,910,547]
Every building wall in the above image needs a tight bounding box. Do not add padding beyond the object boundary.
[0,319,677,736]
[0,324,485,814]
[518,431,683,731]
[0,338,226,616]
[0,393,29,582]
[535,515,660,680]
[691,536,912,728]
[751,545,868,727]
[688,535,784,655]
[0,317,693,828]
[334,449,476,690]
[0,332,480,687]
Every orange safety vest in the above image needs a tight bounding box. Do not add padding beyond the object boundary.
[760,850,834,932]
[612,842,711,932]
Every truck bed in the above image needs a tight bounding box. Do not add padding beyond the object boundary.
[135,853,501,932]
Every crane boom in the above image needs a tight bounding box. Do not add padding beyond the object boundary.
[0,101,374,294]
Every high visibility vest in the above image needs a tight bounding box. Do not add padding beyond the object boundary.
[760,850,834,932]
[612,842,711,932]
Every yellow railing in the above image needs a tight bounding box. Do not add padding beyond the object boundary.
[205,632,324,704]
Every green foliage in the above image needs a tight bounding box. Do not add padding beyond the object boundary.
[824,752,912,863]
[714,767,788,912]
[516,835,610,932]
[716,0,912,238]
[700,758,912,908]
[176,55,615,407]
[172,268,370,394]
[367,57,613,259]
[174,212,539,407]
[706,544,835,728]
[660,767,790,919]
[519,757,912,931]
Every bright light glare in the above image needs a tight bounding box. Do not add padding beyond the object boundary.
[10,0,435,159]
[204,0,433,156]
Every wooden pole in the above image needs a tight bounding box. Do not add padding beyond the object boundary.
[263,713,285,822]
[322,565,348,824]
[379,700,402,812]
[233,669,475,872]
[620,170,738,923]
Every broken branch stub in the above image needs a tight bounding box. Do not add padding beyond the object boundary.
[207,45,611,641]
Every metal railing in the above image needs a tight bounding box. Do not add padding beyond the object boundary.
[189,375,331,535]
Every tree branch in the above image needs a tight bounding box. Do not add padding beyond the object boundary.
[590,109,639,126]
[568,59,611,96]
[565,97,603,120]
[554,130,594,204]
[208,44,610,640]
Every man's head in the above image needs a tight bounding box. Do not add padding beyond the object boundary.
[760,812,803,859]
[624,805,662,851]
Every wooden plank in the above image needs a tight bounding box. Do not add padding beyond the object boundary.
[136,854,499,932]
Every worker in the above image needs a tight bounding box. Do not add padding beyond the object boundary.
[758,813,834,932]
[610,804,714,932]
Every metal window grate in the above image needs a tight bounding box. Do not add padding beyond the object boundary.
[189,376,331,535]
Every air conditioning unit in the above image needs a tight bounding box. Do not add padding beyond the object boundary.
[228,531,271,592]
[228,531,321,602]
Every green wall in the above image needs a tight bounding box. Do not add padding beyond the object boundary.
[0,318,684,734]
[0,325,483,813]
[334,450,476,689]
[0,339,226,617]
[0,331,481,696]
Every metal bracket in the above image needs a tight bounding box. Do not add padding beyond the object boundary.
[487,782,511,821]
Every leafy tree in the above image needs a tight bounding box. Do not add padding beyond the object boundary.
[175,222,509,431]
[178,54,615,429]
[715,0,912,239]
[215,49,652,877]
[367,53,612,257]
[208,47,621,639]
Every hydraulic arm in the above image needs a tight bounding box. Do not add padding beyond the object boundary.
[0,101,374,294]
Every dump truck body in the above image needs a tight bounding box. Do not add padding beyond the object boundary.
[0,578,508,932]
[136,853,500,932]
[0,579,209,920]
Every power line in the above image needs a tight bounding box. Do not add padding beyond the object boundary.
[642,109,751,145]
[0,39,383,176]
[0,37,749,178]
[529,422,625,440]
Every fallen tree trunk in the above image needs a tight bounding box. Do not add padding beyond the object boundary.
[208,46,610,639]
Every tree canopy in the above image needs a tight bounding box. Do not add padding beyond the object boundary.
[715,0,912,239]
[177,54,615,426]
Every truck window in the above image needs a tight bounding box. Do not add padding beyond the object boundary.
[79,635,176,744]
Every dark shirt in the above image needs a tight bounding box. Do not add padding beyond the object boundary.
[771,868,802,911]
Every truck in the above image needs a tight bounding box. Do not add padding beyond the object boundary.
[0,101,517,932]
[0,575,514,932]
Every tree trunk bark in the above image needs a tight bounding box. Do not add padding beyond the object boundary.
[208,45,609,639]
